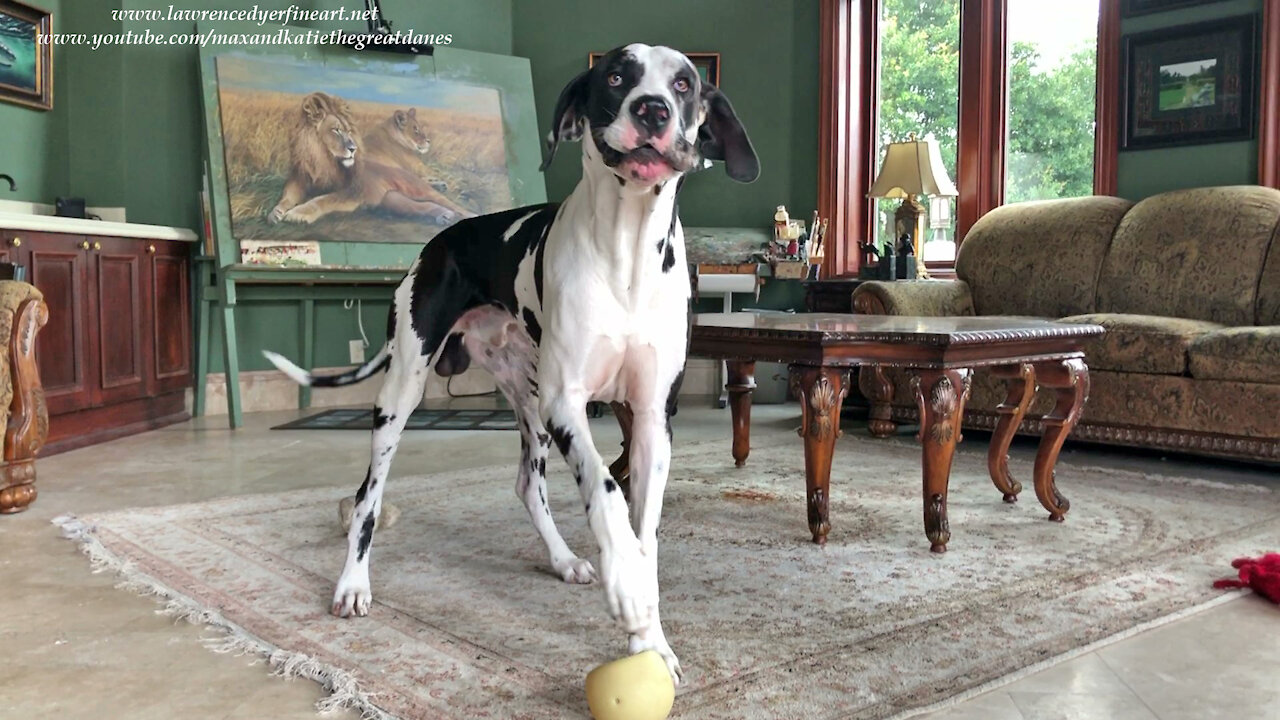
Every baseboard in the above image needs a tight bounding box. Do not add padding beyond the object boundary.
[199,357,726,416]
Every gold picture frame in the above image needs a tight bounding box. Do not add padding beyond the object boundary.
[588,51,721,87]
[0,0,53,110]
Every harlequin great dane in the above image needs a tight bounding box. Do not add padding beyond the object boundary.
[264,43,758,682]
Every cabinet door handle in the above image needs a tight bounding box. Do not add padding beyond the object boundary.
[147,244,156,254]
[9,237,19,247]
[80,241,90,250]
[93,241,102,251]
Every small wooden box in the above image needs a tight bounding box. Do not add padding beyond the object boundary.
[771,261,808,279]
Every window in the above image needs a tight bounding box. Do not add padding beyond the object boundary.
[1005,1,1099,203]
[818,0,1120,278]
[874,0,960,262]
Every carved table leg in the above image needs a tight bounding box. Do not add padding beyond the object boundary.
[608,401,633,500]
[726,361,756,468]
[1032,358,1090,522]
[860,364,897,438]
[988,363,1036,503]
[790,365,850,544]
[912,368,972,553]
[1,298,50,514]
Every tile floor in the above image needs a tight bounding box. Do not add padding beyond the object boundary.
[1,402,1276,719]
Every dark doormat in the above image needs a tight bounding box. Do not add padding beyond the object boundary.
[273,408,518,431]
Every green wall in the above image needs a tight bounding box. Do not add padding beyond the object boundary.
[0,0,66,204]
[511,0,821,228]
[1116,0,1263,199]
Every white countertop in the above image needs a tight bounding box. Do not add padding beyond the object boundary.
[0,212,199,242]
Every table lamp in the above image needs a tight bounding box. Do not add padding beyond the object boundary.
[867,134,958,279]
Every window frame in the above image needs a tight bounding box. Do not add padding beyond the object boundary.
[818,0,1123,278]
[1260,0,1280,190]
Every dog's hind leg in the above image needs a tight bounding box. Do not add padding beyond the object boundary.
[455,306,595,584]
[332,348,428,618]
[515,408,596,584]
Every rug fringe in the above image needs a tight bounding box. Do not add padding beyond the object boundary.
[52,514,396,720]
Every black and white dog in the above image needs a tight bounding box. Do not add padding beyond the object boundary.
[265,43,758,682]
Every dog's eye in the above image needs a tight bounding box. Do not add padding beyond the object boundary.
[608,73,623,87]
[673,78,690,93]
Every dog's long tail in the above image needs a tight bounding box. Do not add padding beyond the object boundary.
[262,344,390,388]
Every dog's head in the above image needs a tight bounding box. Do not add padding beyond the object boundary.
[540,44,759,187]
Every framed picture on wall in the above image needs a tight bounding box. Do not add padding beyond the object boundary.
[1121,0,1228,18]
[1121,14,1258,150]
[588,51,721,87]
[0,0,53,110]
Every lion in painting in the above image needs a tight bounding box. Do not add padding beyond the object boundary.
[266,92,474,226]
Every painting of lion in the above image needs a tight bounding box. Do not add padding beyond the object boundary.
[215,55,511,245]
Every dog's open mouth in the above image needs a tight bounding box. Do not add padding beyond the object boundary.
[619,144,675,183]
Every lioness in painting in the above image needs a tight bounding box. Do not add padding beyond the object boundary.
[266,92,474,226]
[361,108,474,218]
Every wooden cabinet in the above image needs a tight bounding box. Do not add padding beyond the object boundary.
[21,232,93,415]
[0,228,193,454]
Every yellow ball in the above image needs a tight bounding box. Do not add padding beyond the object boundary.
[584,650,676,720]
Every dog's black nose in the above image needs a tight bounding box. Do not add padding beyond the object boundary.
[630,95,671,134]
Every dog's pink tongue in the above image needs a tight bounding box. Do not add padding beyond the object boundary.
[630,160,666,182]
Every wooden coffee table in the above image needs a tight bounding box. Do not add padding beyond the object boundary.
[688,313,1105,552]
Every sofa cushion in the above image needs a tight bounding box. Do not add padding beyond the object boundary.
[1257,228,1280,325]
[1059,313,1223,375]
[956,196,1132,317]
[1188,326,1280,383]
[1096,186,1280,325]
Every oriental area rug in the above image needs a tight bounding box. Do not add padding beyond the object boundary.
[55,433,1277,719]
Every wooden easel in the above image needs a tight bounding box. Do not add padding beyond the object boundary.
[193,30,546,427]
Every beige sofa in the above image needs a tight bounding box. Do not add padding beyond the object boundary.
[851,185,1280,463]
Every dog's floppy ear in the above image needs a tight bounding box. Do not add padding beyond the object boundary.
[541,70,591,172]
[697,84,760,183]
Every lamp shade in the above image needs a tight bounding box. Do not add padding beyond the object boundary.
[867,136,958,199]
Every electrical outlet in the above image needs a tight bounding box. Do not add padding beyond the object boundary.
[349,340,365,364]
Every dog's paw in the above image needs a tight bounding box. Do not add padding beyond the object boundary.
[331,572,373,618]
[267,206,285,224]
[553,555,597,584]
[630,630,683,686]
[600,541,658,635]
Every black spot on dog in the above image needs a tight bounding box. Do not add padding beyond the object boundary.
[535,457,546,476]
[539,484,547,508]
[546,420,573,457]
[605,479,618,493]
[665,368,686,440]
[656,236,666,254]
[355,466,372,504]
[372,407,395,430]
[615,175,626,187]
[662,241,676,273]
[654,182,664,196]
[522,307,542,346]
[537,432,552,448]
[356,511,376,561]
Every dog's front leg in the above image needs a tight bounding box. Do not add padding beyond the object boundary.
[624,404,682,684]
[540,391,657,639]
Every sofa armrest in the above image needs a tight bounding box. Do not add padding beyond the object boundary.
[852,280,976,317]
